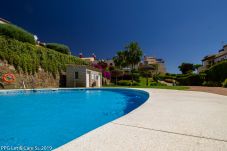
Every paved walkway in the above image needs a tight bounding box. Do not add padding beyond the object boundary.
[188,86,227,96]
[55,89,227,151]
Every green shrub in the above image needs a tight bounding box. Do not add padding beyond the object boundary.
[164,79,175,83]
[117,80,137,86]
[121,73,140,82]
[46,43,71,54]
[177,74,203,86]
[150,82,167,86]
[0,24,35,44]
[0,36,87,76]
[157,73,186,81]
[222,79,227,88]
[202,81,222,87]
[132,81,139,86]
[205,61,227,84]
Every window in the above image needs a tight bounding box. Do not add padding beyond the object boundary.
[75,72,79,79]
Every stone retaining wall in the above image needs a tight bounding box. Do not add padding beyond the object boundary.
[0,60,60,89]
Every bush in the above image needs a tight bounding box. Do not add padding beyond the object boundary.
[150,82,167,86]
[202,81,222,87]
[117,80,132,86]
[0,36,87,76]
[0,24,35,44]
[164,79,175,83]
[46,43,71,54]
[121,73,140,82]
[177,74,203,86]
[117,80,138,86]
[205,61,227,84]
[132,81,139,86]
[222,79,227,88]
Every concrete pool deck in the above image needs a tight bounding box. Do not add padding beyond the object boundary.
[55,88,227,151]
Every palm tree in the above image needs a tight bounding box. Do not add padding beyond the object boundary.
[113,42,143,85]
[124,42,143,84]
[125,42,143,70]
[113,51,128,69]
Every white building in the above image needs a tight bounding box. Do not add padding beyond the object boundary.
[66,65,102,88]
[198,45,227,72]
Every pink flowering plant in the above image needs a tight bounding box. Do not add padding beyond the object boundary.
[93,62,111,79]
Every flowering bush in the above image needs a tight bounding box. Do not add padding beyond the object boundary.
[103,71,111,79]
[93,63,111,79]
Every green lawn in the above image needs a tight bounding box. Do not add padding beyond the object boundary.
[103,85,189,90]
[104,77,189,90]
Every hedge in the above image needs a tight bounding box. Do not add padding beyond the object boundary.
[121,73,140,82]
[0,36,87,76]
[46,43,71,55]
[150,82,167,86]
[176,74,204,86]
[205,61,227,84]
[202,81,221,87]
[0,23,35,44]
[117,80,138,86]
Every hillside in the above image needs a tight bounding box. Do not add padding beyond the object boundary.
[0,36,87,89]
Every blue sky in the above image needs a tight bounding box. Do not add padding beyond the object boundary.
[1,0,227,73]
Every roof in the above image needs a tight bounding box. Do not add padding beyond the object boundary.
[216,49,227,58]
[67,64,101,72]
[156,58,165,63]
[202,54,216,61]
[0,18,10,24]
[202,44,227,61]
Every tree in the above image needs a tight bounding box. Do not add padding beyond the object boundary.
[139,64,158,86]
[97,60,108,70]
[178,63,195,74]
[124,42,143,84]
[194,64,202,73]
[125,42,143,70]
[113,42,143,85]
[113,51,128,69]
[113,42,143,70]
[111,69,124,85]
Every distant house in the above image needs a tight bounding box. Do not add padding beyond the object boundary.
[0,18,10,24]
[198,45,227,72]
[93,59,115,67]
[66,65,102,88]
[78,53,97,63]
[143,56,166,74]
[103,59,115,67]
[81,57,95,62]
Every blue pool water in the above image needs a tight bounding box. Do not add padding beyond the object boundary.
[0,88,149,150]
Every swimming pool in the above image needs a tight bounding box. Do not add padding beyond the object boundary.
[0,88,149,150]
